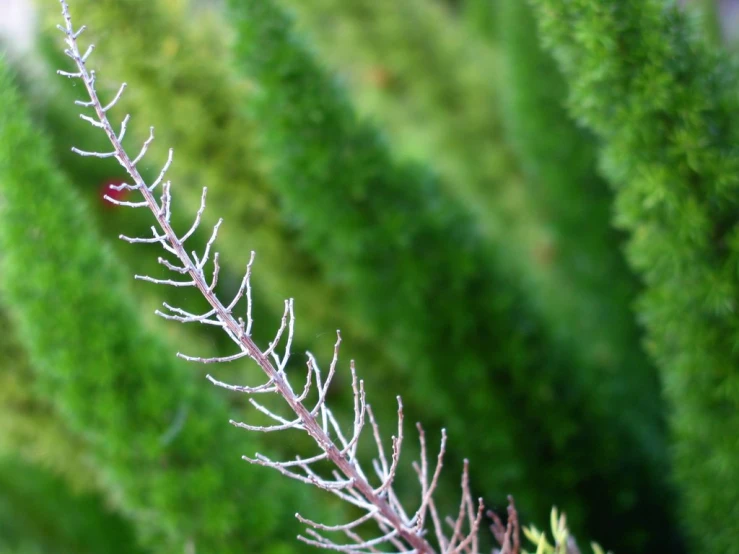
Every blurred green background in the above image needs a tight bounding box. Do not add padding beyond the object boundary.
[0,0,738,552]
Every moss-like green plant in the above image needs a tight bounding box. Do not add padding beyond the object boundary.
[528,0,739,551]
[270,4,543,495]
[49,4,622,549]
[0,455,143,554]
[279,0,516,238]
[0,305,137,552]
[0,58,327,554]
[0,311,94,493]
[497,0,650,389]
[225,1,681,544]
[496,4,679,547]
[275,6,676,546]
[280,0,560,298]
[460,0,498,41]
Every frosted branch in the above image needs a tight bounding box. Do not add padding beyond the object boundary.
[55,1,493,552]
[103,82,127,112]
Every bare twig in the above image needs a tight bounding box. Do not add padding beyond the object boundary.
[490,497,520,554]
[56,1,489,551]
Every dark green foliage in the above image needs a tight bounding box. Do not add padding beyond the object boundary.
[231,0,532,517]
[236,0,523,506]
[0,306,136,554]
[0,540,46,554]
[496,2,680,539]
[461,0,498,41]
[0,455,143,554]
[0,60,324,554]
[227,1,682,548]
[437,0,496,38]
[278,10,676,548]
[497,0,649,386]
[528,0,739,551]
[280,4,682,546]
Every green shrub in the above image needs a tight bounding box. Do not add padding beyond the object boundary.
[226,2,680,548]
[0,59,325,554]
[529,0,739,551]
[0,455,143,554]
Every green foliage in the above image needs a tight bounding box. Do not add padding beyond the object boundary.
[0,314,94,493]
[226,2,684,549]
[522,507,609,554]
[461,0,498,41]
[235,0,526,508]
[32,0,377,482]
[0,304,132,550]
[280,0,514,232]
[278,0,549,300]
[436,0,496,38]
[528,0,739,551]
[0,60,321,554]
[3,0,737,550]
[497,0,647,387]
[496,4,680,547]
[0,455,143,554]
[275,3,678,547]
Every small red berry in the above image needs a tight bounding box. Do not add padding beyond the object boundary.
[100,178,130,208]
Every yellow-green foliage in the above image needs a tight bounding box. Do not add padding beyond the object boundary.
[0,59,320,554]
[522,508,610,554]
[0,332,93,494]
[35,0,353,354]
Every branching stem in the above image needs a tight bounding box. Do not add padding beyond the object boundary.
[56,1,486,551]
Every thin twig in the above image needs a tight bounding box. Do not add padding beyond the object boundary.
[55,2,489,552]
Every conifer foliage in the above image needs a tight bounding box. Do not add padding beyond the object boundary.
[1,0,738,551]
[0,59,316,554]
[0,455,142,554]
[528,0,739,551]
[273,6,679,547]
[226,1,680,550]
